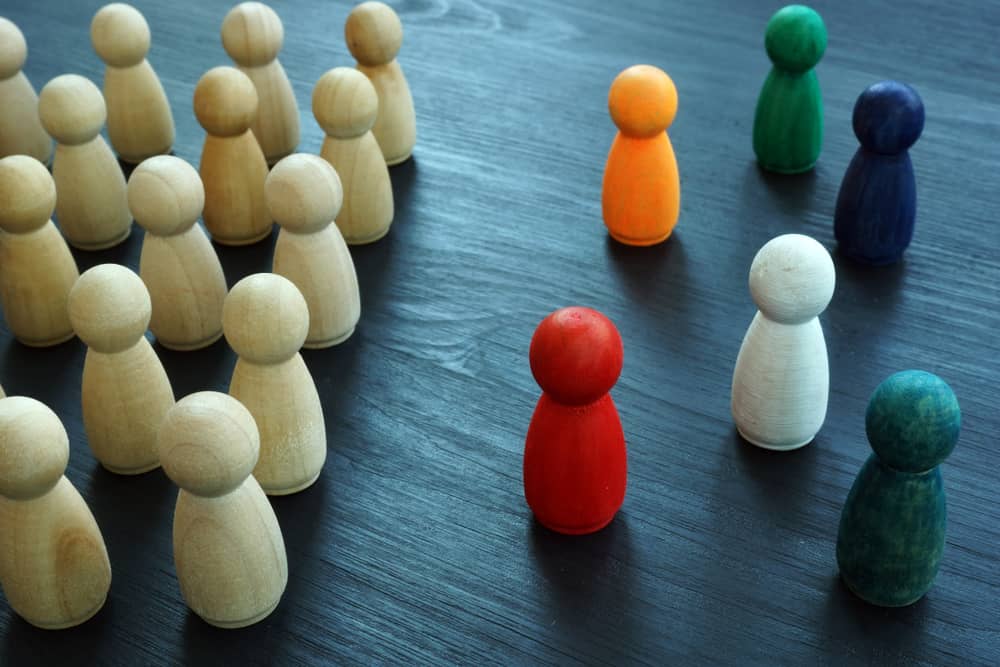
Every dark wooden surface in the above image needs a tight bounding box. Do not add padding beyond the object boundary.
[2,0,998,664]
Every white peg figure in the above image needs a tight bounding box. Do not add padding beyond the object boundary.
[731,233,835,450]
[345,1,416,165]
[0,18,52,163]
[0,397,112,629]
[266,153,361,347]
[38,74,132,250]
[194,66,272,245]
[128,155,228,350]
[221,1,299,165]
[223,273,326,495]
[313,67,394,244]
[0,155,79,346]
[159,391,287,628]
[91,3,175,164]
[69,264,175,474]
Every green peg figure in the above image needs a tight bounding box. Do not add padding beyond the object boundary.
[836,370,962,607]
[752,5,826,173]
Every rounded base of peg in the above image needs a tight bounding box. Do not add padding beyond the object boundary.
[16,329,76,347]
[25,593,107,630]
[607,229,672,247]
[533,513,617,536]
[101,460,161,475]
[737,427,814,451]
[840,573,925,608]
[200,599,280,629]
[261,470,322,496]
[385,151,413,166]
[156,330,224,352]
[344,226,391,245]
[756,159,817,175]
[210,228,273,246]
[67,227,132,251]
[303,327,355,350]
[117,146,173,165]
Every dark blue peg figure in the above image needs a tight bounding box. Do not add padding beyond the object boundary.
[834,81,925,265]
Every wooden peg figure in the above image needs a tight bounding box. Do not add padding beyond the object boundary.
[69,264,175,474]
[0,155,79,346]
[194,66,272,245]
[731,234,835,450]
[834,81,925,265]
[837,371,961,606]
[91,3,175,163]
[159,391,287,628]
[345,1,416,165]
[38,74,132,250]
[0,397,112,629]
[223,274,326,495]
[752,5,826,173]
[313,67,394,244]
[222,2,299,165]
[266,154,361,347]
[0,18,52,163]
[524,307,627,534]
[128,155,228,350]
[602,64,680,246]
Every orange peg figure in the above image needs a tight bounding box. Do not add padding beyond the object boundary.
[601,65,680,246]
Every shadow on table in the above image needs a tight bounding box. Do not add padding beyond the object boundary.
[832,250,908,302]
[155,334,234,399]
[731,429,823,513]
[1,598,111,664]
[744,161,820,217]
[0,334,82,406]
[604,232,689,303]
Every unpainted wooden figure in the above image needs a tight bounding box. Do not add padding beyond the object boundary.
[0,18,52,164]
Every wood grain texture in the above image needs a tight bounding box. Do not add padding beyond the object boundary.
[0,0,997,663]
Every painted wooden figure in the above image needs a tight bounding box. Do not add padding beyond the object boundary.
[524,306,627,535]
[69,264,175,474]
[837,370,960,607]
[313,67,394,244]
[0,155,79,347]
[0,397,112,629]
[159,391,287,628]
[128,155,228,350]
[38,74,132,250]
[345,1,416,165]
[752,5,826,173]
[223,274,326,495]
[0,18,52,164]
[834,81,925,265]
[602,64,681,246]
[731,234,835,450]
[91,3,175,164]
[221,1,299,165]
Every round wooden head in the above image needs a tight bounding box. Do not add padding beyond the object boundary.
[764,5,826,73]
[265,153,343,234]
[0,397,69,501]
[345,1,403,67]
[193,66,258,137]
[128,155,204,236]
[0,17,27,79]
[38,74,107,145]
[312,67,379,139]
[608,64,677,138]
[159,391,260,497]
[91,3,151,67]
[748,234,835,324]
[0,155,56,234]
[221,1,284,67]
[529,306,623,406]
[852,80,925,155]
[865,370,961,473]
[223,273,309,364]
[69,264,151,353]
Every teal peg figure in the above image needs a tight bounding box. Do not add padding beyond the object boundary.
[752,5,826,173]
[836,370,961,607]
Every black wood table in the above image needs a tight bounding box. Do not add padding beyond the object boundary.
[2,0,998,663]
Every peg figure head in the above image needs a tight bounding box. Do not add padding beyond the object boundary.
[530,306,624,406]
[852,80,925,155]
[159,391,260,497]
[345,1,403,67]
[764,5,826,73]
[608,64,677,138]
[128,155,205,236]
[0,155,56,234]
[266,154,343,234]
[69,264,152,354]
[38,74,107,145]
[749,234,835,324]
[312,67,379,139]
[866,370,960,473]
[0,397,69,501]
[0,17,27,79]
[91,3,151,68]
[193,66,258,137]
[223,273,309,364]
[222,2,284,67]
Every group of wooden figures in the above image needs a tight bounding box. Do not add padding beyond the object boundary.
[525,4,959,611]
[0,0,415,630]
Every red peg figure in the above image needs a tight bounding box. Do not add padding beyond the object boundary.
[601,65,680,246]
[523,307,627,534]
